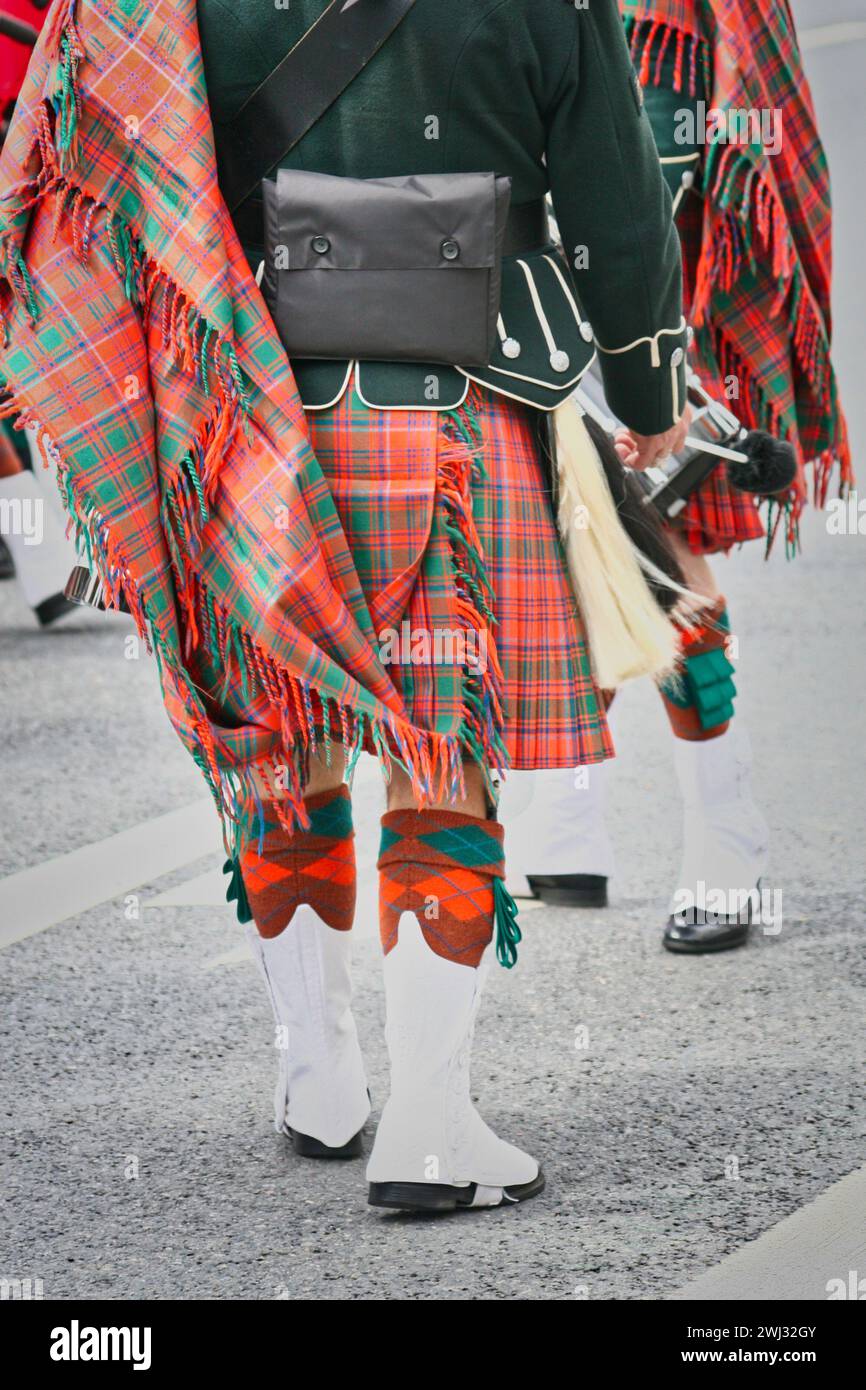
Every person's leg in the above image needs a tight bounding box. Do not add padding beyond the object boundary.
[239,750,370,1156]
[241,753,354,938]
[660,533,769,953]
[0,423,77,625]
[498,734,616,908]
[366,760,542,1212]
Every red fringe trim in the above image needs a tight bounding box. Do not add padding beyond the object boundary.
[691,145,853,511]
[625,15,709,99]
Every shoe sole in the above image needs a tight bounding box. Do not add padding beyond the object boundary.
[368,1168,545,1212]
[663,927,750,955]
[535,887,608,909]
[286,1126,364,1160]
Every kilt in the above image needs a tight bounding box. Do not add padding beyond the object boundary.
[306,385,613,771]
[678,456,766,554]
[675,193,766,554]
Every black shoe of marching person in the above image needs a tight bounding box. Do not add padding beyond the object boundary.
[287,1125,365,1160]
[0,537,14,580]
[34,592,78,627]
[663,898,754,954]
[526,873,609,908]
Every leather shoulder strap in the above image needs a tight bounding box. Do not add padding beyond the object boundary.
[215,0,418,213]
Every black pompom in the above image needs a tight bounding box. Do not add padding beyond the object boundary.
[728,431,798,497]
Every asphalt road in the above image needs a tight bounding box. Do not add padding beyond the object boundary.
[1,0,864,1301]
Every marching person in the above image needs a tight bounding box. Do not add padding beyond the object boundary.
[1,0,686,1212]
[0,419,77,624]
[506,0,850,955]
[0,0,77,624]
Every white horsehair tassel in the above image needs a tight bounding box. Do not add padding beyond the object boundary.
[553,396,680,689]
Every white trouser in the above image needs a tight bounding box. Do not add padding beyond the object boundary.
[499,715,769,915]
[499,763,615,894]
[670,723,769,915]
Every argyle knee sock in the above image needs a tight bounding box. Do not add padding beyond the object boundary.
[660,596,736,741]
[378,809,521,969]
[237,785,356,938]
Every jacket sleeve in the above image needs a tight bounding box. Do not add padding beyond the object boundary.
[544,0,687,434]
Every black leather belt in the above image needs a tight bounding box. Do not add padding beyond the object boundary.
[231,193,549,259]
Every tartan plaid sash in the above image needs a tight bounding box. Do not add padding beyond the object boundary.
[0,0,505,855]
[621,0,852,553]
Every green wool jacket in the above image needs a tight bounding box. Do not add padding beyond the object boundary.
[199,0,687,433]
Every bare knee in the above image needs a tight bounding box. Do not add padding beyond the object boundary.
[668,529,721,602]
[304,747,348,797]
[386,760,489,818]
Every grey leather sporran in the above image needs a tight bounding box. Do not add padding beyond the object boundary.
[261,168,512,367]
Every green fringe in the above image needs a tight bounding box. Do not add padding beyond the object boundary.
[8,248,39,321]
[223,856,253,925]
[56,31,80,174]
[493,876,521,969]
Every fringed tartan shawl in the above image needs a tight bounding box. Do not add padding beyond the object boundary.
[0,0,505,856]
[622,0,852,552]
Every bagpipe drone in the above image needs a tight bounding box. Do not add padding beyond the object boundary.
[575,353,798,524]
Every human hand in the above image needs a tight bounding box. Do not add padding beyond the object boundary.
[614,405,691,471]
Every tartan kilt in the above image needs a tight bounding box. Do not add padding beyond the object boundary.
[306,384,613,771]
[677,465,766,555]
[676,183,766,555]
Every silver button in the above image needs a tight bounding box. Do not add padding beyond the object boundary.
[579,321,594,343]
[311,235,330,255]
[550,349,571,373]
[441,238,460,261]
[670,346,685,367]
[502,337,522,359]
[681,170,695,189]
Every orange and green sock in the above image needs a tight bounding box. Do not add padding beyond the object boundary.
[232,785,356,938]
[661,597,737,741]
[378,808,521,969]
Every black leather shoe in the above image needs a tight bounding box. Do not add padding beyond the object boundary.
[368,1168,545,1212]
[526,874,608,908]
[34,592,77,627]
[663,900,753,954]
[0,537,14,580]
[287,1126,364,1160]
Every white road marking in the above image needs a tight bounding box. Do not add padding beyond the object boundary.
[672,1163,866,1300]
[0,800,218,949]
[202,943,251,972]
[146,867,226,908]
[801,21,866,50]
[2,745,541,949]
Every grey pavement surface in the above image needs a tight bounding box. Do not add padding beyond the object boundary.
[1,1,864,1300]
[674,1165,866,1301]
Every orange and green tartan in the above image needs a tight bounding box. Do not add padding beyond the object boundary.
[0,0,611,866]
[240,786,356,937]
[378,809,521,970]
[307,385,612,774]
[622,0,851,556]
